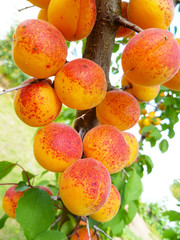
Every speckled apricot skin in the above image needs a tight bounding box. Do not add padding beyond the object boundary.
[33,123,83,172]
[37,9,48,21]
[13,19,67,78]
[70,227,100,240]
[122,132,139,167]
[48,0,96,41]
[163,39,180,91]
[14,79,62,127]
[121,75,160,102]
[54,58,107,110]
[28,0,51,9]
[59,158,111,216]
[116,2,133,38]
[122,28,180,86]
[96,90,140,131]
[127,0,174,30]
[83,125,130,174]
[90,184,120,222]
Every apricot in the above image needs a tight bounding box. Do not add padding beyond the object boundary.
[2,185,52,218]
[122,132,139,167]
[37,8,48,21]
[33,123,83,172]
[70,227,100,240]
[90,184,120,222]
[13,19,67,78]
[116,2,133,38]
[96,90,140,131]
[48,0,96,41]
[83,125,130,174]
[127,0,174,30]
[121,75,160,102]
[54,58,107,110]
[27,0,51,9]
[162,39,180,91]
[59,158,111,216]
[122,28,180,86]
[14,79,62,127]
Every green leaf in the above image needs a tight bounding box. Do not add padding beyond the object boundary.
[163,229,178,239]
[148,127,162,140]
[124,201,138,224]
[124,171,143,204]
[141,125,154,134]
[0,161,15,180]
[163,210,180,221]
[113,44,119,53]
[34,231,66,240]
[168,127,175,139]
[138,154,154,174]
[22,171,35,183]
[165,106,179,125]
[159,139,169,153]
[0,214,8,229]
[61,220,76,236]
[170,180,180,202]
[15,181,30,192]
[16,188,55,240]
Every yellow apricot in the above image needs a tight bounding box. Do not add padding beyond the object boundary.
[96,90,140,131]
[159,102,166,111]
[122,28,180,86]
[148,111,155,119]
[141,109,147,115]
[28,0,51,8]
[13,19,67,78]
[70,227,100,240]
[138,119,143,128]
[48,0,96,41]
[123,132,139,167]
[37,8,48,21]
[153,117,161,125]
[159,92,165,97]
[54,58,107,110]
[14,79,62,127]
[90,184,121,222]
[143,118,152,126]
[128,0,174,30]
[59,158,111,216]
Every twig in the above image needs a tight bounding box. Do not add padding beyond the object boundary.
[16,163,33,187]
[78,127,87,140]
[18,5,34,12]
[50,216,61,228]
[113,16,143,33]
[0,183,17,186]
[86,217,91,240]
[93,225,113,240]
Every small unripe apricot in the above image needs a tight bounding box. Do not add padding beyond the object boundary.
[13,19,67,78]
[122,28,180,86]
[37,9,48,21]
[90,184,120,222]
[83,125,130,174]
[48,0,96,41]
[138,119,143,128]
[148,111,155,119]
[143,118,152,126]
[33,123,83,172]
[14,79,62,127]
[27,0,51,9]
[153,117,161,125]
[54,58,107,110]
[159,102,166,111]
[96,90,140,131]
[59,158,111,216]
[70,227,100,240]
[141,109,147,115]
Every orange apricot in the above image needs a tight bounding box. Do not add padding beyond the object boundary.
[33,123,83,172]
[14,78,62,127]
[162,39,180,91]
[70,227,100,240]
[116,1,133,38]
[121,75,160,102]
[48,0,96,41]
[122,132,139,167]
[90,184,120,222]
[127,0,174,30]
[13,19,67,78]
[59,158,111,216]
[96,90,140,131]
[27,0,51,9]
[37,8,48,21]
[122,28,180,86]
[54,58,107,110]
[83,125,130,174]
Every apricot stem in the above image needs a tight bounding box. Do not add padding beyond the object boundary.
[16,163,33,187]
[86,218,91,240]
[113,16,143,33]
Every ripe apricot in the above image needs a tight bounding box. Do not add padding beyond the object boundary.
[83,125,130,174]
[96,90,140,131]
[90,184,120,222]
[122,132,139,167]
[121,75,160,102]
[162,39,180,91]
[116,2,133,38]
[70,227,100,240]
[14,79,62,127]
[54,59,107,110]
[59,158,111,216]
[48,0,96,41]
[37,8,48,21]
[27,0,51,9]
[127,0,174,30]
[13,19,67,78]
[122,28,180,86]
[33,123,83,172]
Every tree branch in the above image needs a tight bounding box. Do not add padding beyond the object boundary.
[113,16,143,33]
[18,5,34,12]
